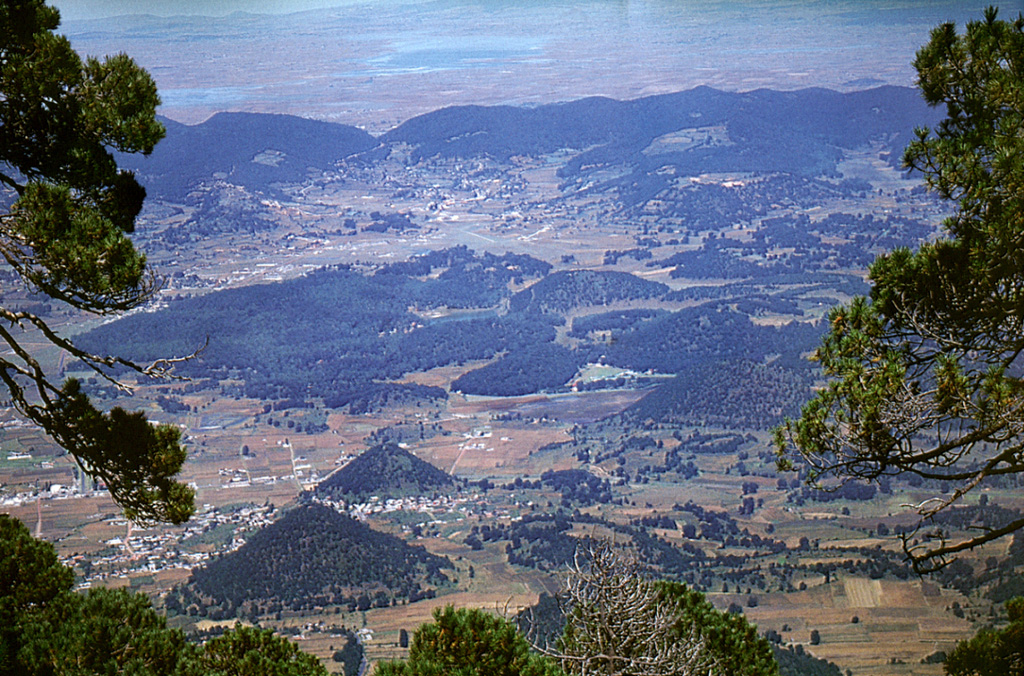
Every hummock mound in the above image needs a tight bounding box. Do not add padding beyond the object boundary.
[172,504,451,615]
[315,442,456,503]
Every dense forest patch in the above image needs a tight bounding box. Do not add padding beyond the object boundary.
[168,504,451,617]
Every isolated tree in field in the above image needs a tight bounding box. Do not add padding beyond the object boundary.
[0,0,194,523]
[775,8,1024,572]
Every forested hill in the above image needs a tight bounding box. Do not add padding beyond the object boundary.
[509,270,669,313]
[169,504,452,617]
[75,249,822,424]
[381,86,940,172]
[120,112,379,199]
[315,443,456,503]
[121,86,943,203]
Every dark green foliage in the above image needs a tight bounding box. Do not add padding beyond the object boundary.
[656,581,779,676]
[987,577,1024,605]
[332,635,364,676]
[505,515,580,571]
[378,246,553,309]
[375,606,562,676]
[585,306,821,375]
[452,343,581,396]
[540,469,613,507]
[180,624,328,676]
[623,359,813,430]
[944,597,1024,676]
[0,0,193,524]
[772,645,843,676]
[2,514,327,675]
[775,9,1024,572]
[18,586,192,676]
[314,442,455,503]
[0,514,74,673]
[76,257,560,405]
[182,504,451,612]
[568,309,668,338]
[45,378,193,524]
[509,270,668,313]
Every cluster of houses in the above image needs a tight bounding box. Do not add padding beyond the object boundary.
[65,502,277,588]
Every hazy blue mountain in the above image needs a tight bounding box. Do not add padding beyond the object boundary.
[382,86,941,176]
[121,112,379,199]
[122,86,942,204]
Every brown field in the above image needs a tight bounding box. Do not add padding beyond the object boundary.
[736,575,974,676]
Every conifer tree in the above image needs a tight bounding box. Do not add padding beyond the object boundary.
[2,515,328,675]
[375,605,562,676]
[552,541,777,676]
[944,597,1024,676]
[0,0,194,523]
[775,8,1024,572]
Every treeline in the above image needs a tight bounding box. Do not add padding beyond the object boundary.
[569,308,669,338]
[451,343,581,396]
[76,254,561,406]
[579,305,822,375]
[621,359,815,429]
[509,269,669,313]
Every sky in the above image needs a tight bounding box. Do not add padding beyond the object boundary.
[53,0,368,20]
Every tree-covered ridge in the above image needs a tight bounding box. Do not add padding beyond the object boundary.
[580,305,822,375]
[314,442,456,503]
[120,87,940,205]
[174,504,451,615]
[379,245,553,310]
[451,343,581,397]
[381,86,938,172]
[509,270,669,313]
[75,253,559,403]
[119,112,379,200]
[622,359,813,430]
[75,245,827,424]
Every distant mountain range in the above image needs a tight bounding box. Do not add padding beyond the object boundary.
[120,112,378,200]
[382,86,937,174]
[122,86,942,202]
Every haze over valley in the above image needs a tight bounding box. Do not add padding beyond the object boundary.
[2,3,1018,676]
